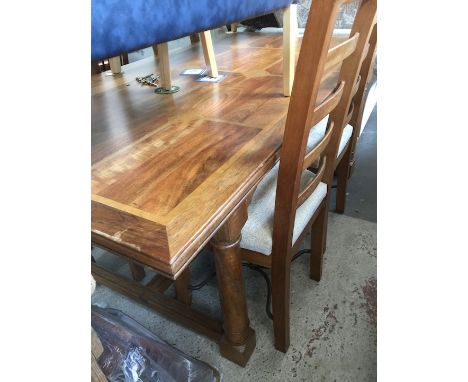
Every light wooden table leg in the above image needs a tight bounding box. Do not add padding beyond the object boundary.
[157,42,172,88]
[283,4,297,96]
[231,23,238,33]
[200,30,219,78]
[210,202,256,367]
[109,56,121,74]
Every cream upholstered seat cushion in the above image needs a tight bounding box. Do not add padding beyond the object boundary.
[307,116,353,157]
[240,163,327,256]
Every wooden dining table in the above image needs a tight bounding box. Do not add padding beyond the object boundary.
[91,29,342,366]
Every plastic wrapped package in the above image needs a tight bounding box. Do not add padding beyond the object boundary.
[92,305,221,382]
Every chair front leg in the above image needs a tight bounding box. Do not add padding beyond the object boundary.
[271,249,292,352]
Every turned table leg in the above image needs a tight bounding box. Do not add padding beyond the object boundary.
[210,203,256,366]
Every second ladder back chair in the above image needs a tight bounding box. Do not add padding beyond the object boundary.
[306,23,377,214]
[240,0,377,352]
[335,21,377,211]
[328,16,377,214]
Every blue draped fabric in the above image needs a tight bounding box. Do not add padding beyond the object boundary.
[92,0,293,61]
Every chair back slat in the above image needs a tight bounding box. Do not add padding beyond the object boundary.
[344,101,355,127]
[323,33,360,75]
[297,157,327,207]
[309,81,345,128]
[302,121,334,171]
[361,42,371,65]
[352,75,362,99]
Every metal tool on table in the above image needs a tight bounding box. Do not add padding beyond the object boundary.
[136,74,160,87]
[136,73,180,94]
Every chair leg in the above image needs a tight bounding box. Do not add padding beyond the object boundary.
[310,200,328,281]
[174,268,192,306]
[271,252,291,352]
[336,149,351,214]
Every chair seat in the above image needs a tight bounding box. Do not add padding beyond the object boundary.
[240,163,327,256]
[307,116,353,157]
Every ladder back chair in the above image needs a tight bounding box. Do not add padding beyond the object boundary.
[239,0,377,352]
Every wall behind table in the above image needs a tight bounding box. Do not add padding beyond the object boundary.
[294,0,362,28]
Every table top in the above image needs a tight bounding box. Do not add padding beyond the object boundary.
[92,30,341,278]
